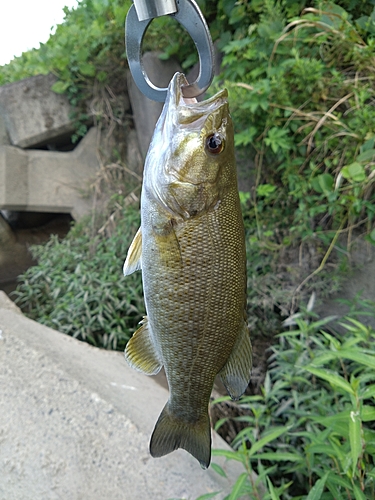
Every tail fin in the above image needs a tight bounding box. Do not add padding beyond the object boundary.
[149,403,211,469]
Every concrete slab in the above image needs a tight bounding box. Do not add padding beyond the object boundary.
[0,114,9,146]
[0,292,247,500]
[0,146,28,210]
[0,74,77,148]
[0,128,100,219]
[127,52,182,159]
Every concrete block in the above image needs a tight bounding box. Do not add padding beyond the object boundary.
[127,52,181,158]
[0,128,100,219]
[28,127,100,219]
[0,146,28,209]
[0,291,247,499]
[0,74,77,148]
[0,114,9,146]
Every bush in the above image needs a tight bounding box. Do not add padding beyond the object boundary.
[210,0,375,337]
[210,300,375,499]
[13,201,144,350]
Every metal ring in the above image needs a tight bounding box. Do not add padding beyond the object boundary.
[125,0,215,102]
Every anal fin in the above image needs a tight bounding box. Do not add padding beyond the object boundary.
[123,227,142,276]
[219,321,252,400]
[124,317,162,375]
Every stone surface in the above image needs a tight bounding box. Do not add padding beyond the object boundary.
[127,52,181,158]
[0,74,78,148]
[0,292,246,500]
[0,127,100,219]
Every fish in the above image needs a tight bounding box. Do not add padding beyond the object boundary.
[123,72,252,469]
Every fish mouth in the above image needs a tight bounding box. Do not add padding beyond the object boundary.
[167,72,228,125]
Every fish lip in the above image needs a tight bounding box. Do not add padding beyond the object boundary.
[171,72,228,110]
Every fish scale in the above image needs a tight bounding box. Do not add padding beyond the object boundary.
[123,72,252,468]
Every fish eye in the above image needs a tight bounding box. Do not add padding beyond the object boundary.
[205,133,224,155]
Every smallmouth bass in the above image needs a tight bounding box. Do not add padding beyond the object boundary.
[123,72,252,469]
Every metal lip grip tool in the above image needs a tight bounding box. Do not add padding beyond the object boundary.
[125,0,215,102]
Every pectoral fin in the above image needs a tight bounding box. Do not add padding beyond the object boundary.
[123,227,142,275]
[124,317,162,375]
[219,321,252,400]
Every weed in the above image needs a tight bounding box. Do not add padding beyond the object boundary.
[13,198,144,351]
[210,300,375,499]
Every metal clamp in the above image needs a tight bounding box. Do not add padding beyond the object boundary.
[125,0,215,102]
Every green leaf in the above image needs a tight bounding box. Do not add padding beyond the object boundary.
[362,405,375,422]
[211,449,243,462]
[234,127,257,146]
[211,463,227,478]
[361,384,375,400]
[341,162,366,182]
[196,492,221,500]
[360,137,375,152]
[349,410,362,478]
[357,149,375,162]
[239,191,251,205]
[264,127,291,153]
[311,411,350,437]
[353,482,367,500]
[266,476,281,500]
[79,62,96,76]
[335,349,375,370]
[214,417,228,432]
[311,348,375,371]
[257,184,277,197]
[228,473,247,500]
[307,444,342,458]
[311,173,334,195]
[248,427,288,457]
[306,471,329,500]
[304,367,355,395]
[97,70,108,82]
[51,80,70,94]
[250,452,301,462]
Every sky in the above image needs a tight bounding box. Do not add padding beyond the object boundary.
[0,0,79,66]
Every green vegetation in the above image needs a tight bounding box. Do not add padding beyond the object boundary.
[209,301,375,499]
[13,199,144,350]
[215,0,375,336]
